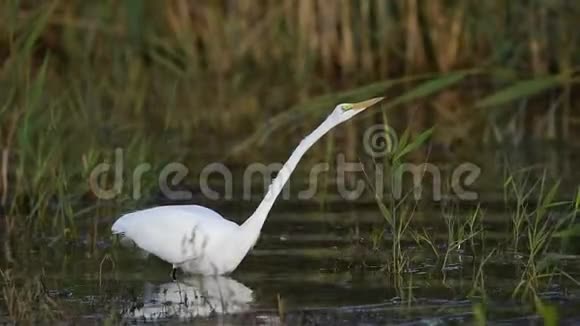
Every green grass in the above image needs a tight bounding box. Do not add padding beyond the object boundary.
[0,1,579,235]
[366,153,579,303]
[1,268,60,322]
[0,0,579,322]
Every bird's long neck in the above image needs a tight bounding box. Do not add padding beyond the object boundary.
[240,117,335,238]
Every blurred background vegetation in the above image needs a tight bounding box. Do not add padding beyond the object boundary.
[0,2,579,323]
[0,0,579,235]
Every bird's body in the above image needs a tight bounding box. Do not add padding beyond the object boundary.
[112,205,250,274]
[112,97,384,276]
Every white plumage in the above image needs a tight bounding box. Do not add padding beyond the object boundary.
[112,205,242,275]
[111,97,384,276]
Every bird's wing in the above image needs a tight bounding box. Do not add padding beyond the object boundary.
[112,205,238,264]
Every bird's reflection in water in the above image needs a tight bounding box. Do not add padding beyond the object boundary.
[127,276,253,321]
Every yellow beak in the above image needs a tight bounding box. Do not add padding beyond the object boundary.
[348,96,384,111]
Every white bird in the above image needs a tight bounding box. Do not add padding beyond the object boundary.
[112,97,384,277]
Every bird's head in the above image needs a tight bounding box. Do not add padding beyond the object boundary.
[329,97,384,124]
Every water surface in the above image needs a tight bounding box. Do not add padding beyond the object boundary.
[2,147,580,325]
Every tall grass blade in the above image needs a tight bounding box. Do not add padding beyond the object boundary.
[393,127,433,162]
[19,1,58,54]
[386,72,468,109]
[475,75,564,109]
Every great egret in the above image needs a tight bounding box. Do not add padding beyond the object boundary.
[112,97,384,277]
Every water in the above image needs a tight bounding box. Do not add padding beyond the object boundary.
[9,207,580,324]
[2,148,580,324]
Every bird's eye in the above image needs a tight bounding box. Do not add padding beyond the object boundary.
[341,104,354,111]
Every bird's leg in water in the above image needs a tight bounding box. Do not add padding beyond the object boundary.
[171,266,177,281]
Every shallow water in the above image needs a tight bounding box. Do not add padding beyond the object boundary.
[135,211,580,323]
[2,147,580,324]
[10,207,580,325]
